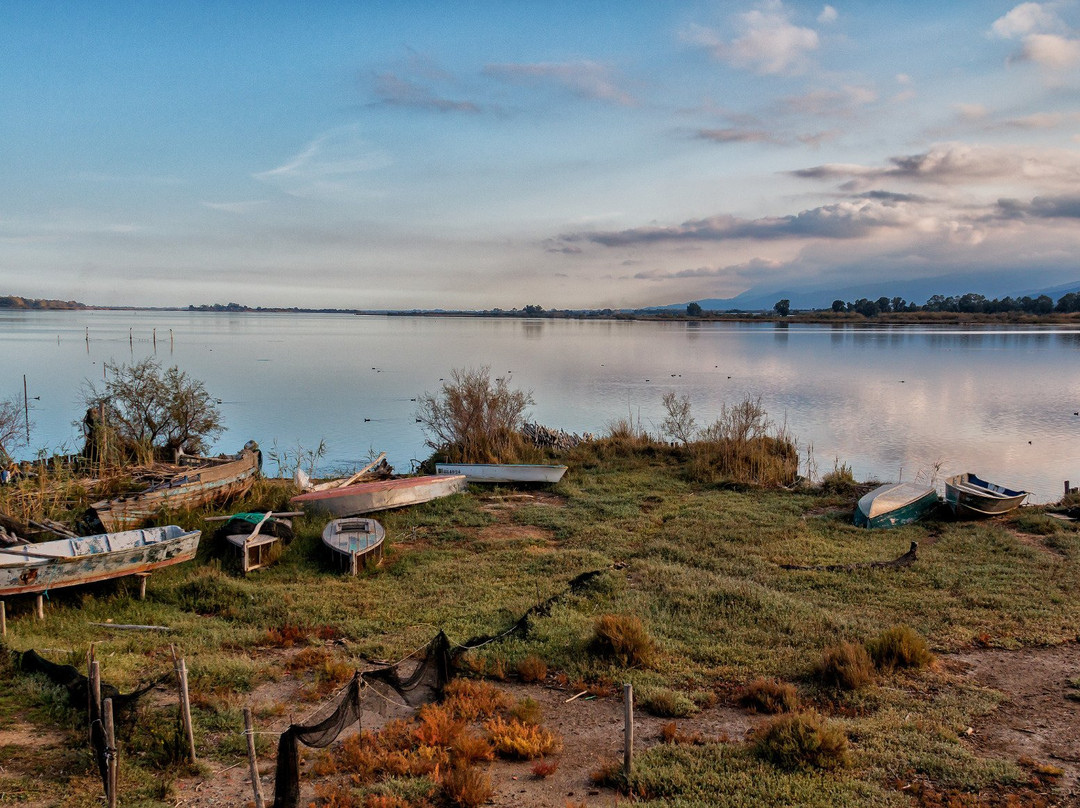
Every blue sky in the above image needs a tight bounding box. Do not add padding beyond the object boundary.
[2,1,1079,309]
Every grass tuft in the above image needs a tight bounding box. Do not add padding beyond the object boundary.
[817,641,876,691]
[739,677,800,714]
[588,614,656,668]
[440,765,494,808]
[866,625,935,671]
[752,712,850,771]
[516,654,548,683]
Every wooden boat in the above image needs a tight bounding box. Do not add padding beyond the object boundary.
[214,511,298,574]
[90,446,261,532]
[854,482,939,528]
[291,474,467,518]
[434,463,568,484]
[322,517,386,574]
[0,525,200,597]
[944,473,1028,518]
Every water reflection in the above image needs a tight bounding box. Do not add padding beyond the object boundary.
[0,311,1077,502]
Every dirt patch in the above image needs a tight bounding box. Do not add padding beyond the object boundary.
[1005,528,1067,559]
[479,491,568,512]
[954,643,1080,802]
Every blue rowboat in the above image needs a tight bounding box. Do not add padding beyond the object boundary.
[855,482,939,528]
[944,473,1028,518]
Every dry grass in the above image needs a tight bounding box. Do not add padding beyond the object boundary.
[752,712,850,771]
[739,677,801,713]
[531,757,560,778]
[483,716,561,759]
[866,625,935,671]
[588,614,656,668]
[440,765,494,808]
[442,679,514,720]
[817,641,876,691]
[516,654,548,683]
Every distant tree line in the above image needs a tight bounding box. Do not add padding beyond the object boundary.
[825,291,1080,317]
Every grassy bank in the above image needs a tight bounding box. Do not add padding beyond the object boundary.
[2,443,1078,806]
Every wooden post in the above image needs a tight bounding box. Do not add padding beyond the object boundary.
[137,573,148,600]
[172,647,197,764]
[89,660,102,721]
[22,375,29,443]
[35,594,44,621]
[1066,481,1071,498]
[103,697,117,808]
[623,682,634,779]
[153,328,157,351]
[244,708,266,808]
[1,601,5,637]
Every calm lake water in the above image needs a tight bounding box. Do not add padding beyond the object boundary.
[1,309,1077,503]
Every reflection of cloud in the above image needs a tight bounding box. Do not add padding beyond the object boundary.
[253,125,392,197]
[683,1,820,76]
[372,72,481,112]
[483,61,635,106]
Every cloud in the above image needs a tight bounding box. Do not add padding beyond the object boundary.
[201,200,267,214]
[792,142,1080,187]
[632,257,784,280]
[996,194,1080,218]
[483,61,636,105]
[684,1,820,76]
[696,127,780,144]
[253,125,392,197]
[782,85,877,117]
[990,3,1080,70]
[563,198,923,247]
[372,72,481,112]
[818,5,838,24]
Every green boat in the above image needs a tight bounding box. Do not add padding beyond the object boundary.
[854,482,939,528]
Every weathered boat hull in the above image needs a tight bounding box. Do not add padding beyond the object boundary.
[435,463,568,484]
[944,473,1028,518]
[291,474,467,518]
[91,449,260,531]
[322,517,386,575]
[855,482,940,528]
[0,525,200,597]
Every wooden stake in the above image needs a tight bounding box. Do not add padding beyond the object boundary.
[103,697,117,808]
[623,682,634,779]
[137,573,148,600]
[244,708,266,808]
[35,594,44,621]
[1066,481,1071,498]
[1,601,5,637]
[172,648,197,764]
[22,375,29,443]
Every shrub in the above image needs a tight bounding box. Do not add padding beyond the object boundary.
[752,712,850,771]
[416,366,534,463]
[638,687,696,718]
[441,765,494,808]
[531,757,560,778]
[817,642,875,691]
[517,654,548,683]
[511,697,542,725]
[589,614,656,668]
[659,721,707,745]
[589,758,626,789]
[483,716,561,759]
[739,677,800,714]
[866,625,935,671]
[442,679,514,721]
[450,732,494,766]
[820,460,858,495]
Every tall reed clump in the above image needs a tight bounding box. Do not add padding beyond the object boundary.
[415,366,536,464]
[661,392,798,487]
[866,625,935,671]
[817,641,876,691]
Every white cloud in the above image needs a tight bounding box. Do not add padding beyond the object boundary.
[1018,32,1080,67]
[684,1,820,76]
[991,2,1062,38]
[483,61,636,106]
[955,103,989,120]
[253,125,392,198]
[818,5,838,24]
[201,200,267,214]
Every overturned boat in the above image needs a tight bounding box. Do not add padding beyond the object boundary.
[435,463,567,484]
[291,474,466,518]
[854,482,939,529]
[322,517,386,575]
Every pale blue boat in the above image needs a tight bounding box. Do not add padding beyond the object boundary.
[854,482,939,528]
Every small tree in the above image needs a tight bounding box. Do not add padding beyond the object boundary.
[82,358,223,461]
[0,394,30,463]
[416,367,534,463]
[661,391,696,445]
[773,299,790,317]
[686,302,703,317]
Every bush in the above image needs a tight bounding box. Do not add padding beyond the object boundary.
[639,687,697,718]
[516,654,548,683]
[531,757,559,778]
[752,712,850,771]
[820,460,858,495]
[511,697,542,725]
[440,765,494,808]
[483,716,561,759]
[588,614,656,668]
[866,625,935,671]
[739,677,800,714]
[416,366,535,463]
[817,642,875,691]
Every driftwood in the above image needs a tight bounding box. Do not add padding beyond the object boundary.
[28,519,79,539]
[522,422,592,451]
[781,541,918,572]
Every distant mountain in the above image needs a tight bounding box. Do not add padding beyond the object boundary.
[654,273,1080,312]
[0,295,87,310]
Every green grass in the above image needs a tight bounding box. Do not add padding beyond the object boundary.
[3,446,1079,805]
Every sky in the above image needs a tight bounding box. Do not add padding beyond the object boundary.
[2,1,1079,310]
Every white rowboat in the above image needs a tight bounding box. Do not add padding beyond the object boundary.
[435,463,568,484]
